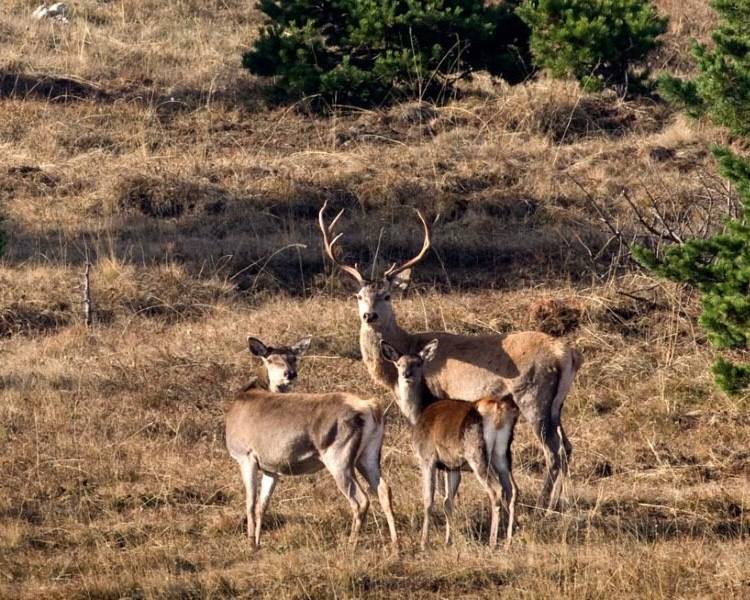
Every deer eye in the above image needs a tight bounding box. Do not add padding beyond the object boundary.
[383,294,391,301]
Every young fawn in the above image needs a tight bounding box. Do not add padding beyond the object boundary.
[381,339,519,549]
[225,336,398,551]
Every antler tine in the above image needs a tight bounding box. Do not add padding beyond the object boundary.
[329,208,345,232]
[318,202,365,284]
[383,209,431,279]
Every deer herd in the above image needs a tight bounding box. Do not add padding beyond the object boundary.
[225,202,583,553]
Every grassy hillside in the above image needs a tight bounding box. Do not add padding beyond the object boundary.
[1,1,748,597]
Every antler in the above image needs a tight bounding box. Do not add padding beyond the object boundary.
[318,201,365,284]
[383,209,431,280]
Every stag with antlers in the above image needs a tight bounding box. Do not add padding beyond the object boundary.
[318,202,582,510]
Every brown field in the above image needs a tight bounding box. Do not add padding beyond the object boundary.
[1,1,748,598]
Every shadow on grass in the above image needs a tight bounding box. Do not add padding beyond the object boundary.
[0,71,108,102]
[3,186,612,293]
[522,497,749,544]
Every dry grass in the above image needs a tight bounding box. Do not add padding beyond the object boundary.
[1,1,749,598]
[654,0,718,74]
[1,282,748,598]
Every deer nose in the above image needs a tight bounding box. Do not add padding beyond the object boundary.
[363,312,379,323]
[284,369,297,381]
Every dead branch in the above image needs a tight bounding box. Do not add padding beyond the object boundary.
[82,262,92,327]
[566,174,625,242]
[621,190,682,245]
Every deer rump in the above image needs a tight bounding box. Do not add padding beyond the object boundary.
[413,397,517,472]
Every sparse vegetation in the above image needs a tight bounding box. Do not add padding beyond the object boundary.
[1,0,749,598]
[635,146,750,394]
[518,0,668,91]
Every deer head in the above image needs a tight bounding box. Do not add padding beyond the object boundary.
[380,339,439,424]
[318,201,430,332]
[380,339,439,382]
[247,336,312,393]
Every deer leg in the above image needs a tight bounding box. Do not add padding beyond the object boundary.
[322,433,369,548]
[534,418,564,512]
[493,452,517,548]
[237,454,259,547]
[349,475,369,547]
[487,419,518,547]
[560,423,573,462]
[442,471,461,546]
[254,472,277,547]
[356,433,398,552]
[546,425,570,512]
[465,449,503,548]
[328,465,369,547]
[420,460,437,551]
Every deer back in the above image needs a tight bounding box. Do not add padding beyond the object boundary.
[225,389,381,474]
[414,331,572,402]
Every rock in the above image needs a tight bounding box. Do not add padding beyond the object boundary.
[32,3,69,23]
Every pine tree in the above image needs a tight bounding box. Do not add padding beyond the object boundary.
[659,0,750,137]
[517,0,667,92]
[243,0,531,108]
[635,1,750,394]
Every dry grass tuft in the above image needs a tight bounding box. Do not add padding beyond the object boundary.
[653,0,718,74]
[114,173,232,219]
[528,296,583,336]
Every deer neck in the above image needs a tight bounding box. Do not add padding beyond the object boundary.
[397,377,434,426]
[240,373,270,393]
[360,320,411,395]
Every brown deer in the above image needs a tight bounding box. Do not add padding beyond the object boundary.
[246,335,311,393]
[381,338,519,549]
[319,202,583,510]
[225,336,398,551]
[234,335,309,538]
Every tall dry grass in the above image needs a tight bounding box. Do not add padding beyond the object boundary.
[1,280,748,598]
[1,0,748,597]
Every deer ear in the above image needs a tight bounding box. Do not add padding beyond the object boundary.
[291,336,312,356]
[388,268,411,292]
[419,339,439,363]
[247,336,268,358]
[380,340,401,363]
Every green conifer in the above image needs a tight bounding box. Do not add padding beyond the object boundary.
[659,0,750,137]
[636,1,750,394]
[518,0,666,92]
[243,0,531,108]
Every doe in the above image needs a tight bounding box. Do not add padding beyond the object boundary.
[225,336,398,551]
[246,335,311,393]
[381,339,519,549]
